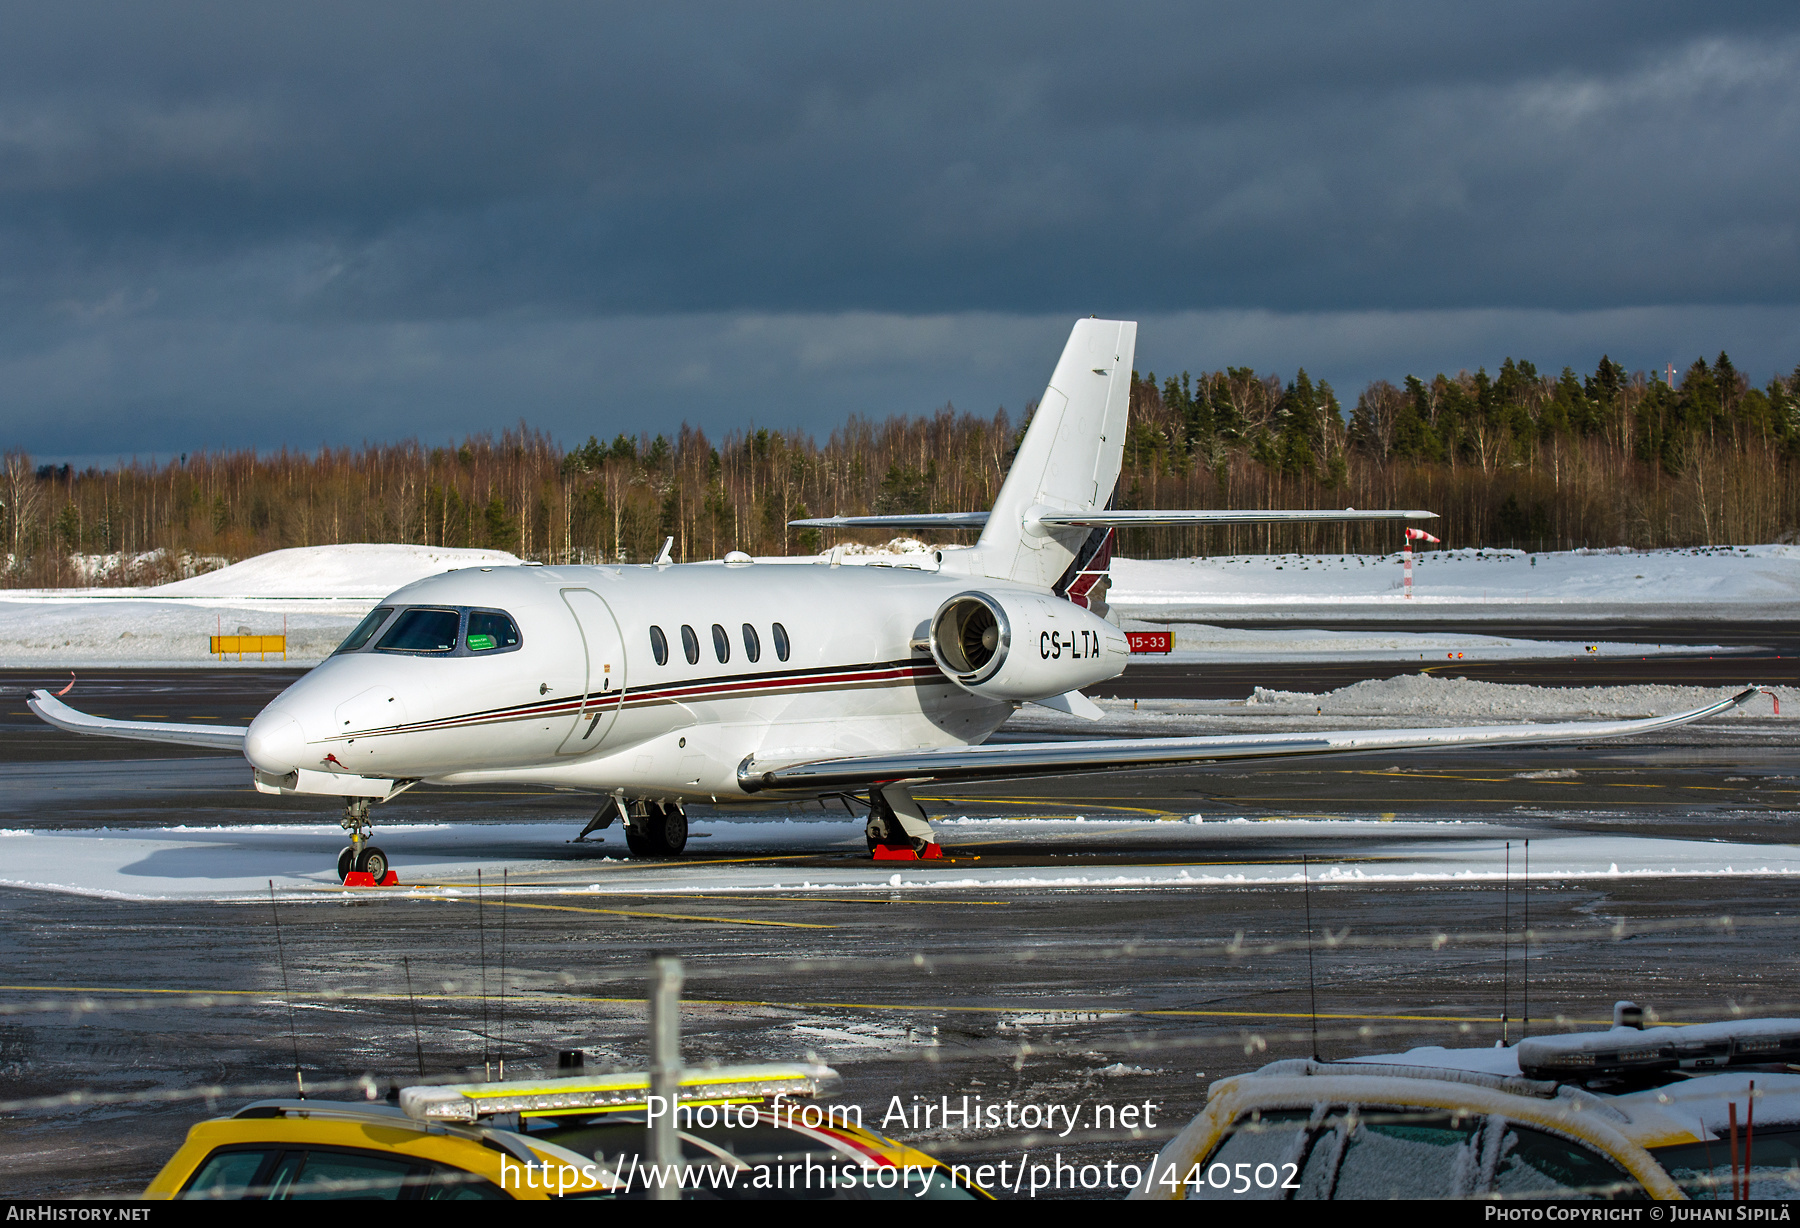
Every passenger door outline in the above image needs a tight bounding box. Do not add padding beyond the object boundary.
[557,588,626,754]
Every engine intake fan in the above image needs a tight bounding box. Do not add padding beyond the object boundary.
[931,591,1010,684]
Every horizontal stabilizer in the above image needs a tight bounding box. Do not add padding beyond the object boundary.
[738,687,1760,792]
[789,512,989,530]
[1035,508,1436,528]
[27,691,249,752]
[789,508,1435,532]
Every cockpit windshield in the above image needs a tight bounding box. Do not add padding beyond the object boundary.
[376,608,462,654]
[335,606,524,657]
[334,607,394,655]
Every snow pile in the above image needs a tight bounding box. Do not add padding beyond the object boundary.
[829,536,933,558]
[1112,543,1800,613]
[150,543,523,598]
[1239,674,1788,720]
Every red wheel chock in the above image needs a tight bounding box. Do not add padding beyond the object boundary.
[872,843,943,862]
[342,871,400,887]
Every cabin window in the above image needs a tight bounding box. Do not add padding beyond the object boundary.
[375,608,461,654]
[742,623,761,663]
[649,625,668,666]
[334,607,394,654]
[711,623,730,663]
[772,621,790,662]
[680,624,700,665]
[465,610,521,653]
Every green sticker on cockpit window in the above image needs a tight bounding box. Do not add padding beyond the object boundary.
[468,634,496,651]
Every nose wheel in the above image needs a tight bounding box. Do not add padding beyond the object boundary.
[337,844,391,882]
[338,798,397,886]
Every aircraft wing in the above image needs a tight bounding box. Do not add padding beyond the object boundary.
[738,687,1759,793]
[789,509,1435,530]
[27,690,249,753]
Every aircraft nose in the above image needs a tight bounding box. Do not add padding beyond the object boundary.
[245,710,307,775]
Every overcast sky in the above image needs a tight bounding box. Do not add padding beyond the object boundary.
[3,2,1798,464]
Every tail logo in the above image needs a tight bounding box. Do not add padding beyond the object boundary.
[1053,526,1113,614]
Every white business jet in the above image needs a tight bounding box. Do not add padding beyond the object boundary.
[30,320,1756,881]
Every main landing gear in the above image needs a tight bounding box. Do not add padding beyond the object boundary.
[865,785,942,861]
[337,797,398,885]
[575,795,689,858]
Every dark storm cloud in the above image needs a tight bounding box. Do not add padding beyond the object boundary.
[1,2,1798,455]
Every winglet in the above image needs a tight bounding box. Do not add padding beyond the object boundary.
[27,690,250,752]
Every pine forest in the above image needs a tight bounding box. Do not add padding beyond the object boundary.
[3,352,1797,587]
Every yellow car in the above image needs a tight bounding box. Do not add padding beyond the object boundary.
[1132,1003,1800,1201]
[147,1064,988,1200]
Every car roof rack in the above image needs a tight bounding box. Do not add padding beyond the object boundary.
[1254,1058,1563,1100]
[398,1062,839,1124]
[1518,1017,1800,1082]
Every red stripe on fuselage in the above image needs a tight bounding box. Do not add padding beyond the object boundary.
[321,658,948,743]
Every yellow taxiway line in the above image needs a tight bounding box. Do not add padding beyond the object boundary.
[410,893,834,930]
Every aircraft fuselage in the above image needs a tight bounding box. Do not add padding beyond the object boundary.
[242,558,1129,802]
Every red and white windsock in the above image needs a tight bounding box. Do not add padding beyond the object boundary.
[1402,527,1442,599]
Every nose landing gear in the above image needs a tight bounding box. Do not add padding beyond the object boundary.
[337,797,398,886]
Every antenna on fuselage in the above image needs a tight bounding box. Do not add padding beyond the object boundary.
[654,537,674,565]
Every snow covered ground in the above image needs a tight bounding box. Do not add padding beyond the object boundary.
[1110,543,1800,620]
[0,541,1791,667]
[1,815,1794,903]
[0,544,519,666]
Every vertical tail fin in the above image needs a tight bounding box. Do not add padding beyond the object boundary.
[948,318,1136,594]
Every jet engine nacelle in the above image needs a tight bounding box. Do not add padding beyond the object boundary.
[929,589,1128,702]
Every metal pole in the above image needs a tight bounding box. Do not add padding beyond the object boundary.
[648,955,683,1200]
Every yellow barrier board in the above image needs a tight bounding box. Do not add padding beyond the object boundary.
[210,635,287,660]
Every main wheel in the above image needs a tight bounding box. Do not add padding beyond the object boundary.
[358,845,389,882]
[657,807,688,855]
[865,813,896,853]
[338,846,356,881]
[624,826,653,857]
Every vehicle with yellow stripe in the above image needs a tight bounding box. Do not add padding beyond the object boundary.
[146,1064,988,1200]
